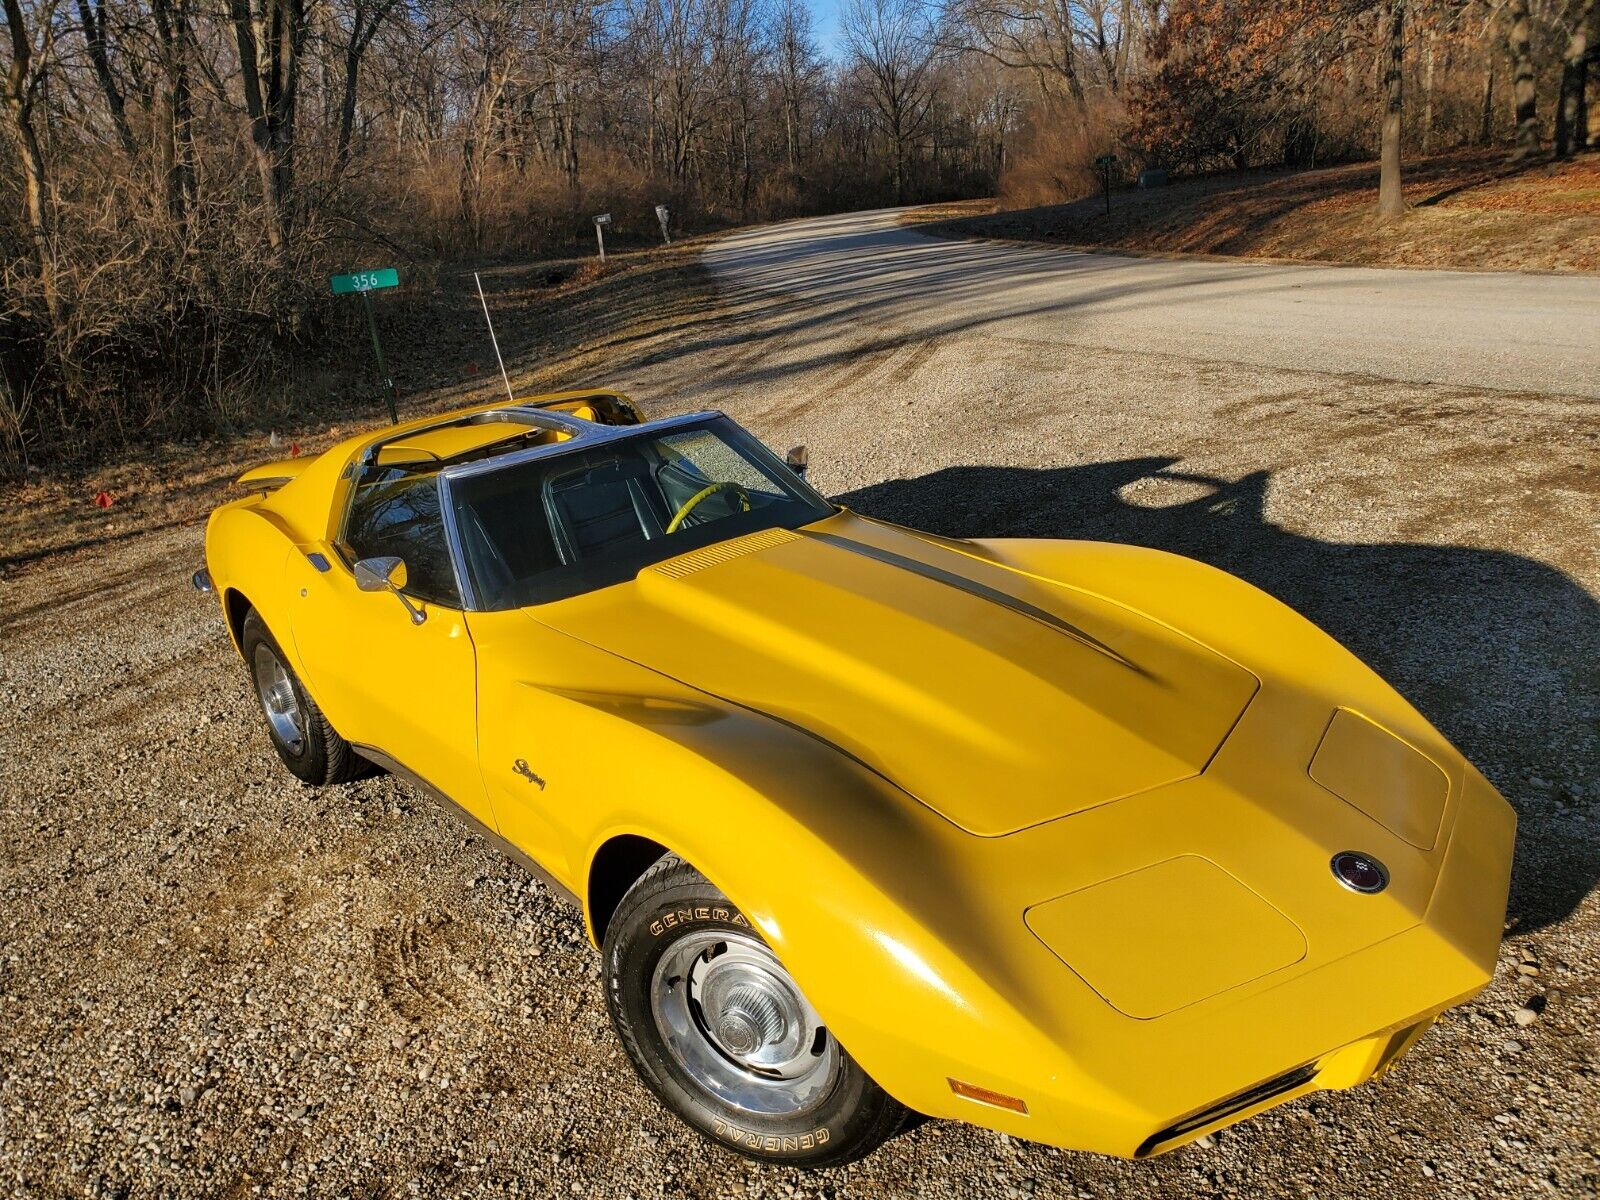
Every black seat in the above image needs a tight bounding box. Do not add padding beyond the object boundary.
[543,458,663,563]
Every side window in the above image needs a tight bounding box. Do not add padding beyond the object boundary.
[344,471,461,607]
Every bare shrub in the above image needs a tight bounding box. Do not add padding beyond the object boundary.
[1000,98,1128,207]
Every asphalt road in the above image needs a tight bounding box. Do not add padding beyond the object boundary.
[704,209,1600,400]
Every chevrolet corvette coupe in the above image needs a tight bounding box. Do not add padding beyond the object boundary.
[195,391,1515,1167]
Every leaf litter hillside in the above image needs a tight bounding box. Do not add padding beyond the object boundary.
[908,151,1600,273]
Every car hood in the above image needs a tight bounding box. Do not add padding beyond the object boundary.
[531,514,1259,836]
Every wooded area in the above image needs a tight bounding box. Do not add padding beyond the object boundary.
[2,0,1595,472]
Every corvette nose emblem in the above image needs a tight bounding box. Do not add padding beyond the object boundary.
[1331,851,1389,894]
[512,759,546,789]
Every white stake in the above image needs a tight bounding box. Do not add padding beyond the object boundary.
[474,271,516,405]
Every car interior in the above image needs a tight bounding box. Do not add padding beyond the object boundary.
[342,417,829,611]
[455,441,758,605]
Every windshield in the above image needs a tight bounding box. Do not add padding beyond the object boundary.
[447,416,832,608]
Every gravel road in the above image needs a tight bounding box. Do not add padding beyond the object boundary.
[2,217,1597,1199]
[705,209,1600,400]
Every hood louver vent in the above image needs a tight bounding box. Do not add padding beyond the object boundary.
[650,528,797,579]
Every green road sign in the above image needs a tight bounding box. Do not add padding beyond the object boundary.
[329,267,399,295]
[329,266,402,422]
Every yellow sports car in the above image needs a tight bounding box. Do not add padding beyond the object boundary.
[195,392,1515,1168]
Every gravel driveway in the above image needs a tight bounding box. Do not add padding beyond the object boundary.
[2,219,1596,1198]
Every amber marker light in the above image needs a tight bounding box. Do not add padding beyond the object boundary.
[948,1079,1029,1114]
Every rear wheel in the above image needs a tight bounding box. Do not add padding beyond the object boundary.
[603,854,906,1167]
[240,608,362,785]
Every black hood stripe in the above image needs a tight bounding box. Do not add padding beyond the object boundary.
[799,531,1144,674]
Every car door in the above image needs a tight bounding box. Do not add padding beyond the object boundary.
[286,468,493,830]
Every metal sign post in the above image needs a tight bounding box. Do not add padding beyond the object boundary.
[330,268,402,424]
[1094,153,1118,218]
[655,205,671,245]
[593,213,612,262]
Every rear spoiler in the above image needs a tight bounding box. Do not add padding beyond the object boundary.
[236,457,311,493]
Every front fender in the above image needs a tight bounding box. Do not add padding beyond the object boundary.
[468,609,1120,1138]
[574,704,1136,1140]
[204,500,301,666]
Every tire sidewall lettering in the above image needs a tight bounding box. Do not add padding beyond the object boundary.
[649,905,747,937]
[711,1117,832,1154]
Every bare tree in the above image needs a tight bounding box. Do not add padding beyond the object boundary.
[451,0,523,247]
[632,0,714,182]
[771,0,820,170]
[151,0,198,223]
[333,0,402,170]
[1554,0,1593,156]
[940,0,1087,107]
[843,0,938,200]
[3,0,62,328]
[1377,0,1405,221]
[230,0,312,249]
[1505,0,1540,155]
[72,0,135,155]
[705,0,765,213]
[6,0,1584,474]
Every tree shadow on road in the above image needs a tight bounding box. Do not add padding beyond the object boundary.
[840,458,1599,936]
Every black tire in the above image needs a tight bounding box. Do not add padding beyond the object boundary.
[240,608,363,786]
[603,854,906,1168]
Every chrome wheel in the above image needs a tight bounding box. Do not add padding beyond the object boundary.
[651,929,841,1117]
[252,643,305,755]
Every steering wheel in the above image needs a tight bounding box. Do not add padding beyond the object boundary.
[666,481,751,533]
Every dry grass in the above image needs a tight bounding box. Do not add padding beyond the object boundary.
[903,149,1600,273]
[0,238,728,570]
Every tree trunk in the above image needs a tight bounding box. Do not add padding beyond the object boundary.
[459,135,480,249]
[1378,0,1406,221]
[337,38,361,168]
[891,110,905,202]
[1555,0,1594,156]
[744,112,754,210]
[1508,0,1541,156]
[784,94,797,171]
[646,87,657,172]
[561,98,579,189]
[230,0,307,251]
[152,0,197,224]
[74,0,136,157]
[2,0,63,330]
[1480,53,1496,144]
[1422,35,1435,154]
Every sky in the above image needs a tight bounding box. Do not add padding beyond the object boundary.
[810,0,847,59]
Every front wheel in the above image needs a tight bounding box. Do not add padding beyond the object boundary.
[240,608,363,786]
[603,854,906,1167]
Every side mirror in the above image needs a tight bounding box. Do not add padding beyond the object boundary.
[354,555,426,625]
[785,445,809,478]
[354,555,406,592]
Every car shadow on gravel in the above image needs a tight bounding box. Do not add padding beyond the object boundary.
[839,459,1600,936]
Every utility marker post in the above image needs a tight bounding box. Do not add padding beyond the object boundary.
[1094,153,1118,219]
[655,205,671,245]
[593,212,612,262]
[330,267,402,423]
